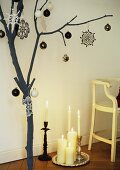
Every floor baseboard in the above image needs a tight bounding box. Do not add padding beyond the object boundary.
[0,135,89,164]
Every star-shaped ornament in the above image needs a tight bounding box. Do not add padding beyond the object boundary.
[80,29,96,47]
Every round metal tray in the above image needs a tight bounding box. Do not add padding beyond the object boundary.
[52,152,90,167]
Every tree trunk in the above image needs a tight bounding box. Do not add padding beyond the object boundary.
[26,114,33,170]
[23,96,34,170]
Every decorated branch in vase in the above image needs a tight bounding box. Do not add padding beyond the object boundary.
[0,0,113,170]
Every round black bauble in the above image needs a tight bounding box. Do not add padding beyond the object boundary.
[0,30,5,38]
[12,88,20,97]
[43,9,50,17]
[104,24,111,31]
[65,31,72,39]
[14,0,20,2]
[40,41,47,49]
[63,54,69,62]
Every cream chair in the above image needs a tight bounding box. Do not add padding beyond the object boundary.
[88,79,120,162]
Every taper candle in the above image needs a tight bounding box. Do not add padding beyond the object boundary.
[68,105,71,132]
[45,100,48,122]
[77,110,80,137]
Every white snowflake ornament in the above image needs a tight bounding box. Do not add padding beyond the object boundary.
[80,29,96,47]
[5,9,20,32]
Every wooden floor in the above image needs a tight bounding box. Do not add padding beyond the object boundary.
[0,142,120,170]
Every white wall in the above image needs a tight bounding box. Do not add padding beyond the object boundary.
[0,0,120,163]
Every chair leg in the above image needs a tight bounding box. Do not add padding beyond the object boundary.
[111,111,117,162]
[88,105,96,150]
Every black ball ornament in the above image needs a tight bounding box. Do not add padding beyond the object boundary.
[65,31,72,39]
[104,24,111,31]
[43,9,50,17]
[40,41,47,49]
[63,54,69,62]
[0,30,5,38]
[14,0,20,2]
[12,88,20,97]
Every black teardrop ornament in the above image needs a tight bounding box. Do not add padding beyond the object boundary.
[104,24,111,31]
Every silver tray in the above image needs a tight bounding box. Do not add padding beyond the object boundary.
[52,152,90,167]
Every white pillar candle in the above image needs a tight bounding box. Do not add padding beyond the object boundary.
[45,100,48,122]
[67,128,77,149]
[57,135,67,164]
[67,128,77,162]
[77,110,81,138]
[65,143,74,165]
[68,105,71,132]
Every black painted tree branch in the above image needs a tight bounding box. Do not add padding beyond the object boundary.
[27,7,113,84]
[0,1,33,170]
[0,0,113,170]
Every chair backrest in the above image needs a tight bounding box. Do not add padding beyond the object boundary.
[92,79,118,108]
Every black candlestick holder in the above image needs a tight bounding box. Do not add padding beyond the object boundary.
[38,121,52,161]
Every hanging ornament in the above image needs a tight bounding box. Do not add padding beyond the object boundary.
[17,19,30,39]
[23,96,32,117]
[35,10,42,18]
[31,88,39,98]
[0,30,5,38]
[80,29,96,47]
[47,2,54,11]
[43,9,50,17]
[65,31,72,39]
[12,88,20,97]
[63,54,69,62]
[14,0,20,2]
[5,9,20,31]
[104,23,111,31]
[40,41,47,49]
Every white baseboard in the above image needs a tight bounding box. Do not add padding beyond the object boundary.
[0,140,57,164]
[0,135,89,164]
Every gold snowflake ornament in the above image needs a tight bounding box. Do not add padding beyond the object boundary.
[80,29,96,47]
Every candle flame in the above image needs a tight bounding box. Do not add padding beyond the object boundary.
[68,142,72,147]
[61,134,64,139]
[45,100,48,108]
[77,110,80,116]
[71,127,74,132]
[68,105,71,111]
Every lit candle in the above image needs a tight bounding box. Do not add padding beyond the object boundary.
[65,143,74,165]
[67,128,77,149]
[57,135,67,164]
[67,128,77,161]
[77,110,81,138]
[68,105,71,132]
[45,100,48,122]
